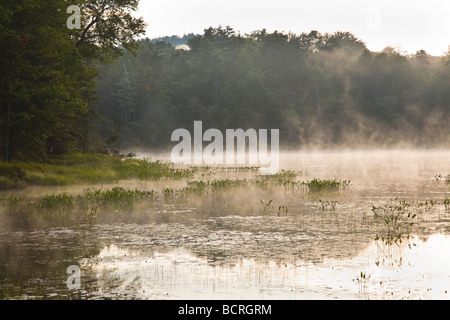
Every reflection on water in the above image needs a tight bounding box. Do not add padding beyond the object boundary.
[1,150,450,300]
[83,234,450,300]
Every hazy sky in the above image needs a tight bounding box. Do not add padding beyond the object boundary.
[137,0,450,56]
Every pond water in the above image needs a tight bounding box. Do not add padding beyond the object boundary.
[1,150,450,300]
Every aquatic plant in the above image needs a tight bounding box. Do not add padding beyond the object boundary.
[255,170,299,188]
[355,271,370,283]
[354,271,371,299]
[184,180,209,195]
[434,174,450,182]
[303,178,350,192]
[31,187,158,215]
[372,198,416,246]
[190,165,259,172]
[416,200,438,212]
[36,193,75,213]
[277,205,288,216]
[216,166,260,172]
[210,179,248,192]
[82,187,156,204]
[163,188,175,200]
[0,194,21,215]
[259,199,273,212]
[87,206,98,224]
[319,199,339,211]
[444,198,450,211]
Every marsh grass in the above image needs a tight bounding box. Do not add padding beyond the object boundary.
[184,180,209,195]
[210,179,248,192]
[1,187,158,217]
[179,179,249,196]
[191,165,260,172]
[0,159,352,220]
[0,153,192,189]
[254,173,351,196]
[255,170,300,189]
[304,178,350,192]
[81,187,157,208]
[168,173,350,202]
[36,193,75,213]
[6,174,353,215]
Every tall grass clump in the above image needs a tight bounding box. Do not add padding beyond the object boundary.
[184,180,209,195]
[255,170,300,189]
[210,179,248,192]
[80,187,157,209]
[180,179,249,195]
[31,187,158,215]
[36,193,75,213]
[304,178,350,192]
[112,158,191,180]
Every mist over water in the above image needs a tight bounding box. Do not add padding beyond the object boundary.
[1,149,450,300]
[4,0,450,303]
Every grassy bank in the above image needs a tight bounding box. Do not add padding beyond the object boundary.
[0,153,192,190]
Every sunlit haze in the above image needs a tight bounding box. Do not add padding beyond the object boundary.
[3,0,450,304]
[138,0,450,56]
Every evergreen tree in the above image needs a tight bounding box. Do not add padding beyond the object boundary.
[0,0,145,160]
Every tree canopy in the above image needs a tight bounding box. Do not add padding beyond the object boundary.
[93,26,450,150]
[0,0,145,161]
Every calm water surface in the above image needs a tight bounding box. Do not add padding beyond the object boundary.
[1,150,450,300]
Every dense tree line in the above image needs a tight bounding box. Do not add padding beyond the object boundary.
[94,26,450,150]
[0,0,145,161]
[3,3,450,162]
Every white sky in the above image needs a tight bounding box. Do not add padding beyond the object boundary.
[137,0,450,56]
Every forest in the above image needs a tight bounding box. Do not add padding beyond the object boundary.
[2,1,450,162]
[94,27,450,151]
